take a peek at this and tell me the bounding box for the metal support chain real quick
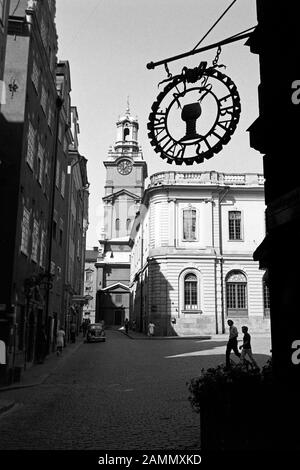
[212,45,222,67]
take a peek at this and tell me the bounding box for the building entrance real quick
[114,310,123,325]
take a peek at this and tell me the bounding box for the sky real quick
[55,0,262,249]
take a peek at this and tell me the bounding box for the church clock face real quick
[117,159,133,175]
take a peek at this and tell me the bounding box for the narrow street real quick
[0,331,271,451]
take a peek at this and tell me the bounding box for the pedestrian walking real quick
[70,322,76,343]
[147,321,155,337]
[56,327,65,356]
[239,326,260,370]
[225,319,241,368]
[81,319,89,337]
[0,340,6,365]
[124,318,129,334]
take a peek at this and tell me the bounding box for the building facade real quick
[63,105,89,342]
[0,1,88,384]
[130,171,270,336]
[0,0,59,380]
[83,247,100,324]
[95,105,147,326]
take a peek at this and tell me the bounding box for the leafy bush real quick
[187,359,273,414]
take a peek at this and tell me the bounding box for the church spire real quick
[126,95,130,115]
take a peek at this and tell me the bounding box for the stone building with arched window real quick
[129,170,270,336]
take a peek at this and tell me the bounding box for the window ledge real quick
[182,310,203,315]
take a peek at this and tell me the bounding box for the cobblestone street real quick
[0,331,271,451]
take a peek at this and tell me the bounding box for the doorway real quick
[114,310,123,325]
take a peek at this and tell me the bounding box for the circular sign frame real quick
[147,64,241,165]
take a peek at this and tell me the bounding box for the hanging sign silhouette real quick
[147,61,241,165]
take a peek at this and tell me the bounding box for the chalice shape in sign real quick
[180,102,202,142]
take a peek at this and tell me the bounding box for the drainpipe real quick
[140,222,144,332]
[211,198,218,335]
[218,186,230,334]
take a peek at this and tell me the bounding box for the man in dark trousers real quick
[239,326,260,370]
[226,319,241,368]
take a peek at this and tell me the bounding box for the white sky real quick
[55,0,262,248]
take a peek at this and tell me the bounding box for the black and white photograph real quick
[0,0,300,466]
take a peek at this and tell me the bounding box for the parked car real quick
[86,323,106,343]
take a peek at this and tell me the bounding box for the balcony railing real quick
[149,171,264,188]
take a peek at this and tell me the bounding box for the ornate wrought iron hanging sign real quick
[147,60,241,165]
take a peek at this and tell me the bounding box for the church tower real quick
[101,102,147,240]
[96,104,147,326]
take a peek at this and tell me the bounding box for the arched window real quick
[226,271,248,317]
[183,207,197,241]
[115,218,120,232]
[123,127,130,141]
[126,218,131,232]
[263,273,270,318]
[184,273,198,310]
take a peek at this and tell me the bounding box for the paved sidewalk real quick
[0,335,85,415]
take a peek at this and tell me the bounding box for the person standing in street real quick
[56,327,65,356]
[225,319,241,368]
[124,318,129,335]
[239,326,260,370]
[147,321,155,337]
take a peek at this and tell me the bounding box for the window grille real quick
[21,207,31,255]
[226,271,248,317]
[183,208,197,241]
[229,211,242,240]
[26,121,36,170]
[184,273,198,309]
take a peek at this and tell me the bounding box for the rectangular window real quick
[58,120,63,142]
[183,208,197,241]
[26,121,36,170]
[184,275,198,310]
[41,84,47,114]
[31,219,39,262]
[21,207,31,255]
[50,261,55,275]
[31,59,40,92]
[61,170,65,197]
[39,230,46,268]
[59,219,64,246]
[48,103,53,129]
[229,211,242,240]
[37,143,44,185]
[226,283,247,316]
[55,159,60,189]
[44,159,49,196]
[40,17,48,48]
[63,136,68,154]
[52,220,57,240]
